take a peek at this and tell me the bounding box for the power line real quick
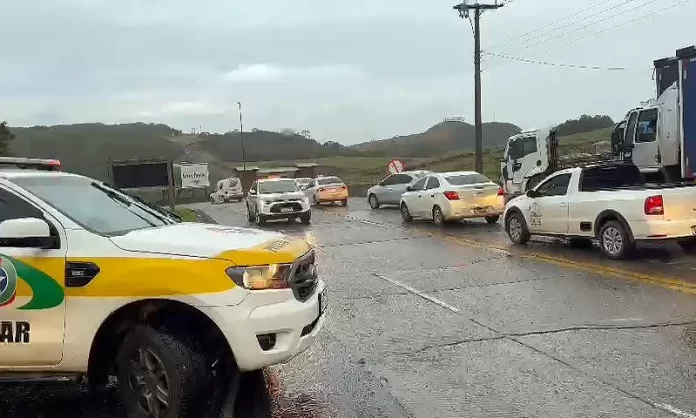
[482,51,652,71]
[495,0,645,52]
[489,0,616,49]
[483,0,693,72]
[508,0,661,52]
[533,0,694,55]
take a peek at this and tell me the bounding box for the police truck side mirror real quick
[0,217,56,249]
[248,189,257,196]
[406,186,414,192]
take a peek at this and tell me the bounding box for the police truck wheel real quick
[485,215,500,224]
[300,212,311,224]
[116,326,207,418]
[368,194,380,209]
[506,212,530,245]
[254,211,266,226]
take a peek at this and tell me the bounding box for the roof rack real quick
[0,157,62,171]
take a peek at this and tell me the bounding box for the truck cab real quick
[613,45,696,183]
[501,127,557,199]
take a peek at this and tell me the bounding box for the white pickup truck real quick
[503,162,696,259]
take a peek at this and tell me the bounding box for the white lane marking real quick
[655,403,696,418]
[375,274,461,313]
[611,318,643,322]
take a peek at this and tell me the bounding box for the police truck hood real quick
[109,223,312,264]
[259,191,306,200]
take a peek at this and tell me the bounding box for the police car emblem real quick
[0,257,18,307]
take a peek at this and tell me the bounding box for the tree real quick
[556,115,615,136]
[0,121,15,156]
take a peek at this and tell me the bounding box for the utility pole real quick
[237,101,246,171]
[453,0,503,174]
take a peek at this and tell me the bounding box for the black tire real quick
[506,212,530,245]
[254,210,266,226]
[340,199,348,207]
[598,220,634,260]
[116,326,207,418]
[525,174,545,192]
[400,203,413,223]
[485,215,500,224]
[566,237,593,248]
[300,211,311,224]
[368,194,380,209]
[432,206,445,226]
[678,239,696,253]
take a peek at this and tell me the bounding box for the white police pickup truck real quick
[0,158,325,418]
[504,162,696,259]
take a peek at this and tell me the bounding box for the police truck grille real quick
[270,202,303,213]
[288,250,318,302]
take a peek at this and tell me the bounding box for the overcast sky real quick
[0,0,692,144]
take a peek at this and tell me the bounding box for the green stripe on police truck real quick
[0,255,64,310]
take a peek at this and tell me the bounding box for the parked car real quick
[366,170,430,209]
[503,162,696,259]
[295,177,312,190]
[210,177,243,203]
[246,177,312,225]
[304,176,349,206]
[400,171,505,225]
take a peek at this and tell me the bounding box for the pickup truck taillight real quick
[318,187,325,192]
[497,187,505,196]
[443,191,460,200]
[644,195,664,215]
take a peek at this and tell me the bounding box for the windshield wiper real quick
[102,182,179,224]
[91,182,158,227]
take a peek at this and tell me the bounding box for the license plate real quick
[281,207,294,213]
[318,290,327,314]
[473,207,487,214]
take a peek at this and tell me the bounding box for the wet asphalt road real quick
[5,198,696,417]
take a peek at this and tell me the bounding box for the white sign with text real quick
[179,163,210,188]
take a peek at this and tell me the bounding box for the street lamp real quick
[237,101,246,171]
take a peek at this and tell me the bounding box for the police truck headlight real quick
[226,264,292,290]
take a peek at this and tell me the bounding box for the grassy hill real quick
[5,122,611,188]
[350,120,522,157]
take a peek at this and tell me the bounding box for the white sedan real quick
[399,171,505,225]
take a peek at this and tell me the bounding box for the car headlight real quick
[226,264,292,290]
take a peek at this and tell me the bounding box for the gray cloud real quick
[0,0,692,144]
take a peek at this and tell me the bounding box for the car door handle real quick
[417,194,422,198]
[559,203,567,207]
[388,188,393,191]
[430,195,434,198]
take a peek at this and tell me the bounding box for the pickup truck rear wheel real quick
[677,239,696,253]
[116,326,207,418]
[485,215,500,224]
[506,212,530,245]
[299,211,311,224]
[368,194,380,209]
[598,221,634,260]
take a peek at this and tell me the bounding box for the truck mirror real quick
[526,190,540,198]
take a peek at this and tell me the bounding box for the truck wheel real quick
[340,199,348,207]
[485,215,500,224]
[300,211,312,224]
[525,174,545,192]
[116,326,207,418]
[598,220,634,260]
[254,210,266,226]
[400,203,413,223]
[506,212,530,245]
[368,194,380,209]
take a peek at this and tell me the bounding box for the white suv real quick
[246,178,312,225]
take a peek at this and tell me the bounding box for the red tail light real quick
[341,185,347,190]
[644,195,664,215]
[443,191,459,200]
[318,187,325,192]
[497,187,505,196]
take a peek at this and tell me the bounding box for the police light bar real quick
[0,157,62,171]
